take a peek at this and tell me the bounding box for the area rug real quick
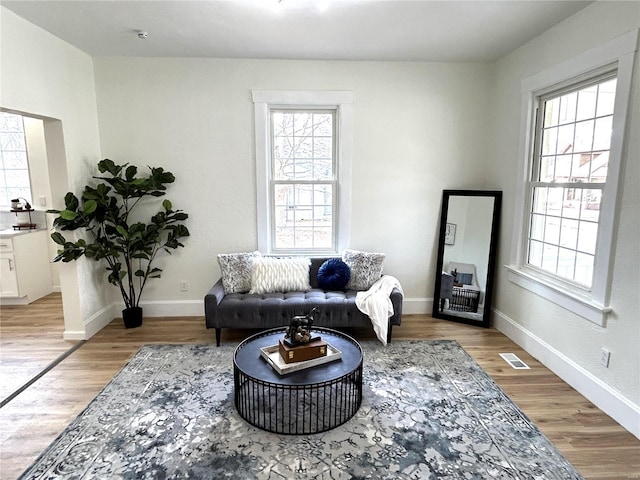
[19,341,583,479]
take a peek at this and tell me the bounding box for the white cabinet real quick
[0,254,19,296]
[0,230,52,304]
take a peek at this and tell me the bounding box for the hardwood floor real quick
[1,293,638,479]
[0,294,78,403]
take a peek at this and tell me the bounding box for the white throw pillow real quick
[217,251,262,294]
[250,257,311,294]
[342,249,385,290]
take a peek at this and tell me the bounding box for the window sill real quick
[505,265,611,327]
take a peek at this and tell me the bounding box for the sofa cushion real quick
[250,256,311,294]
[343,249,385,290]
[217,251,261,294]
[217,289,369,329]
[317,258,351,291]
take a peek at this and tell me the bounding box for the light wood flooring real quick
[1,293,638,479]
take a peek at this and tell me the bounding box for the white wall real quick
[23,117,60,289]
[488,1,640,437]
[0,7,110,338]
[92,58,493,313]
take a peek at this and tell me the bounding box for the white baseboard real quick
[71,300,204,340]
[62,330,87,341]
[493,308,640,440]
[0,296,29,305]
[138,300,204,317]
[65,303,116,340]
[402,297,431,315]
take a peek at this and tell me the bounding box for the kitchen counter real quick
[0,228,46,238]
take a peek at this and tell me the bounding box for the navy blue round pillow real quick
[317,259,351,291]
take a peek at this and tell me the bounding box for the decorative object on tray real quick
[283,307,319,347]
[278,338,328,364]
[261,343,342,374]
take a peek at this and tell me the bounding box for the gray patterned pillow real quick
[342,249,385,290]
[217,251,261,294]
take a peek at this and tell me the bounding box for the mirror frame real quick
[432,189,502,328]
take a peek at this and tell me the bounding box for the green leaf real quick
[98,159,122,177]
[64,192,79,211]
[83,199,97,215]
[134,269,145,277]
[115,225,128,237]
[125,165,138,181]
[60,210,78,220]
[162,199,172,211]
[175,212,189,221]
[51,232,66,245]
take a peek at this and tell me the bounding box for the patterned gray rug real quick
[20,341,583,479]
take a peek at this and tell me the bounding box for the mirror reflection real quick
[433,190,501,327]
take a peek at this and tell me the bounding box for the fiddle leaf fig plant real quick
[48,158,190,310]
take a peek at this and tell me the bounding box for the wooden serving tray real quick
[260,343,342,375]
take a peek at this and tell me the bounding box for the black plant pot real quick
[122,307,143,329]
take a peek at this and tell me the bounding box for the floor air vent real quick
[499,353,530,369]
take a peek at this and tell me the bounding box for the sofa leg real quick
[215,328,221,347]
[386,325,393,344]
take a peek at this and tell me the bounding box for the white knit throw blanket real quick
[355,275,403,345]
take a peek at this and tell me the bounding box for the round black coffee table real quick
[233,327,363,435]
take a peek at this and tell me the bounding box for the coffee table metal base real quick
[233,328,363,435]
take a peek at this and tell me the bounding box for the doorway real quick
[0,109,82,406]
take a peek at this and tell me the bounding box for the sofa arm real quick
[204,278,225,329]
[389,287,403,326]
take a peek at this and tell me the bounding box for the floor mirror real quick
[432,190,502,327]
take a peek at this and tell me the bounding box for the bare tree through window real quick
[271,110,335,251]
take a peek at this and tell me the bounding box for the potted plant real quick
[48,158,190,328]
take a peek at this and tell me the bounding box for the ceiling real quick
[2,0,593,62]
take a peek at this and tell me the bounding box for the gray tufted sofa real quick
[205,257,403,346]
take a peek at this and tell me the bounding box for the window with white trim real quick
[253,90,353,255]
[527,72,616,288]
[0,112,32,206]
[508,30,637,326]
[271,109,336,251]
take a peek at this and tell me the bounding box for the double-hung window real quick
[527,72,616,288]
[253,91,353,255]
[270,109,336,251]
[508,30,637,326]
[0,112,32,207]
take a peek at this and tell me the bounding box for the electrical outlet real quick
[600,347,611,368]
[180,281,188,292]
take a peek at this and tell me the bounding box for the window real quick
[271,109,336,251]
[0,112,32,206]
[508,30,637,326]
[527,73,616,288]
[253,90,353,255]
